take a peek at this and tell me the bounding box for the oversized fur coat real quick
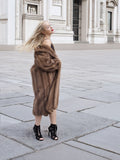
[30,44,61,116]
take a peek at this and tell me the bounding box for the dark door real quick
[108,11,112,31]
[73,0,81,41]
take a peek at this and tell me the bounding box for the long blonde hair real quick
[23,21,47,50]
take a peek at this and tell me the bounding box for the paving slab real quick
[59,96,106,113]
[99,84,120,94]
[113,122,120,128]
[12,143,108,160]
[78,89,120,103]
[0,92,27,100]
[82,102,120,121]
[0,104,34,121]
[60,79,102,90]
[0,114,21,127]
[0,96,34,107]
[0,112,116,151]
[22,102,33,108]
[91,74,120,84]
[60,87,87,98]
[0,134,33,160]
[65,141,120,160]
[59,92,72,101]
[78,126,120,155]
[0,81,22,93]
[12,85,34,96]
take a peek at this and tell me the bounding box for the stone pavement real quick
[0,47,120,160]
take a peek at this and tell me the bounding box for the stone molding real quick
[106,0,118,8]
[22,14,43,20]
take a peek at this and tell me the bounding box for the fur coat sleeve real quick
[30,44,61,116]
[35,52,61,72]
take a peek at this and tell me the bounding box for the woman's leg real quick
[35,115,42,126]
[49,110,56,124]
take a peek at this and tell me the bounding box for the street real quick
[0,48,120,160]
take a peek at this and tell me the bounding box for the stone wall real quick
[1,0,120,44]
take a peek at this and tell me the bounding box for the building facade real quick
[0,0,120,45]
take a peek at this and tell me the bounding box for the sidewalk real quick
[0,43,120,51]
[0,48,120,160]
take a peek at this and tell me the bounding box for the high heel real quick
[33,124,44,141]
[48,124,58,140]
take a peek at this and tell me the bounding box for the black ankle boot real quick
[48,124,58,140]
[33,124,44,141]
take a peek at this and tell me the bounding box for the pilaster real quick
[66,0,73,31]
[15,0,23,44]
[88,0,92,34]
[115,0,120,42]
[81,0,88,42]
[43,0,47,20]
[8,0,16,44]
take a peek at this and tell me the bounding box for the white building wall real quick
[8,0,16,44]
[46,0,73,43]
[0,0,8,44]
[1,0,120,45]
[88,0,107,44]
[23,0,73,44]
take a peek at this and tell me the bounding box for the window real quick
[73,0,80,41]
[27,4,38,14]
[108,11,112,31]
[52,0,62,6]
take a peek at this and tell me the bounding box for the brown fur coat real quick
[30,44,61,116]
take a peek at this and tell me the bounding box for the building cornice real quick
[22,14,43,20]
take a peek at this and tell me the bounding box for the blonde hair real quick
[21,21,47,51]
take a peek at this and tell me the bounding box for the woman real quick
[24,21,61,141]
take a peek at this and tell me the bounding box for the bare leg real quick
[35,115,42,126]
[49,110,56,124]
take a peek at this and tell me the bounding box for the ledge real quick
[22,14,43,20]
[0,43,120,51]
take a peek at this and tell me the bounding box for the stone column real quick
[115,0,120,42]
[88,0,107,43]
[88,0,97,33]
[117,1,120,33]
[92,0,97,31]
[40,0,43,16]
[88,0,92,34]
[102,1,107,33]
[23,0,27,14]
[8,0,16,44]
[81,0,88,42]
[70,0,73,31]
[15,0,23,44]
[43,0,47,20]
[0,0,8,44]
[66,0,73,30]
[96,0,101,30]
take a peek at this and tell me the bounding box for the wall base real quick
[88,33,107,44]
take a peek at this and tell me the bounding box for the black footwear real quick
[33,124,44,141]
[48,124,58,140]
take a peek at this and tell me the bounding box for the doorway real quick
[73,0,81,41]
[108,11,112,32]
